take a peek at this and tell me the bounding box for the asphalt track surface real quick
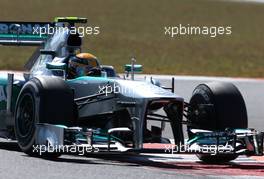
[0,74,264,179]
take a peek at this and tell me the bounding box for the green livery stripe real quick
[0,33,47,40]
[67,76,113,83]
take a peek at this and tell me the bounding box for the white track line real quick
[1,71,263,83]
[135,74,264,83]
[228,0,264,3]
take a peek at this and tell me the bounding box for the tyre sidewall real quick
[15,79,42,153]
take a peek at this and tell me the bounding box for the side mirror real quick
[124,57,142,80]
[46,62,67,80]
[124,64,142,73]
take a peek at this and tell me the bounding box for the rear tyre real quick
[15,77,75,157]
[188,82,248,163]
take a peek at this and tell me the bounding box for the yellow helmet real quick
[68,53,101,78]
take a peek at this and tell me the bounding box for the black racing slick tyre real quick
[14,77,75,157]
[188,82,248,163]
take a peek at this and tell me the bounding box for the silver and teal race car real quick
[0,17,263,163]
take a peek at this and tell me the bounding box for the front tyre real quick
[15,84,36,153]
[15,77,75,157]
[188,82,248,163]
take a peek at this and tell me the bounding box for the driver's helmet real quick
[68,53,101,78]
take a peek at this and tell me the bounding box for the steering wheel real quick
[87,67,102,76]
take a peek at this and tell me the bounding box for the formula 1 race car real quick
[0,17,263,163]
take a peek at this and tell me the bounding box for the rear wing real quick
[0,17,88,46]
[0,22,53,46]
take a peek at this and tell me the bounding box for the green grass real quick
[0,0,264,77]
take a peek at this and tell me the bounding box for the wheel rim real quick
[189,94,214,129]
[16,93,35,138]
